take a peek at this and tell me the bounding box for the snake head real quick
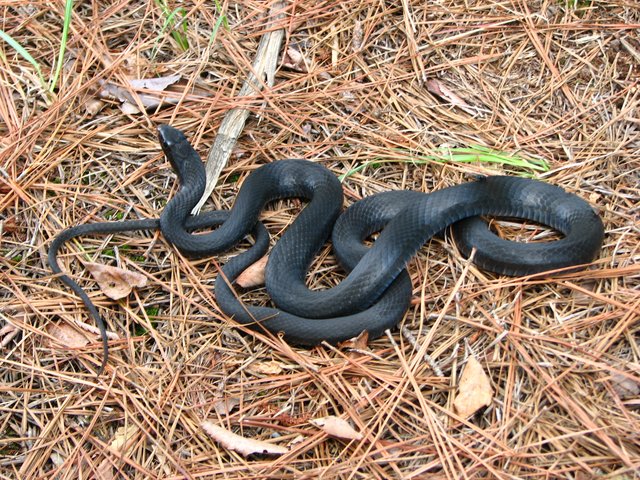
[157,125,203,183]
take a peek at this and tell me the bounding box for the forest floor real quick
[0,1,639,478]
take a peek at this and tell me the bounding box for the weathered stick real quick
[191,1,287,214]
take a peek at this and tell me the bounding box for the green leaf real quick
[49,0,74,93]
[0,29,47,92]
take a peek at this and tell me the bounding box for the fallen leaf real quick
[1,217,18,233]
[108,424,139,451]
[610,373,640,399]
[453,356,494,418]
[84,98,105,117]
[84,262,147,300]
[235,255,268,288]
[281,47,307,72]
[201,421,288,457]
[309,416,363,440]
[248,360,284,376]
[128,74,182,91]
[351,20,364,53]
[337,330,369,350]
[213,397,241,416]
[73,319,120,340]
[98,74,183,113]
[97,424,140,480]
[120,101,141,115]
[0,323,20,347]
[287,434,306,447]
[425,78,476,115]
[46,322,90,348]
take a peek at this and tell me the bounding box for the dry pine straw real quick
[0,1,639,479]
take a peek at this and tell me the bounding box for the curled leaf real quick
[281,47,307,72]
[84,262,147,300]
[0,323,20,347]
[109,424,139,451]
[201,421,288,457]
[97,425,140,480]
[310,416,363,440]
[453,356,494,418]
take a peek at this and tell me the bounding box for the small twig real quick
[401,326,444,377]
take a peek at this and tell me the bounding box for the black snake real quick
[48,125,604,373]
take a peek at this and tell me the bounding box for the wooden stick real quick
[191,1,287,214]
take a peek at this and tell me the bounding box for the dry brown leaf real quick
[128,75,182,91]
[337,330,369,350]
[0,217,18,233]
[72,319,120,340]
[453,356,494,418]
[248,360,284,376]
[213,397,241,416]
[46,322,90,348]
[84,98,105,117]
[84,262,147,300]
[425,78,476,115]
[99,74,182,113]
[351,20,364,52]
[201,421,288,457]
[235,255,268,288]
[96,424,140,480]
[287,435,306,448]
[0,323,20,347]
[610,373,640,399]
[281,47,308,72]
[310,416,363,440]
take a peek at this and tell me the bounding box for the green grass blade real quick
[0,28,47,91]
[339,146,550,181]
[49,0,73,93]
[155,1,189,51]
[213,0,229,30]
[209,0,229,45]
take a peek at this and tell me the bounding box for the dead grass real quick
[1,1,639,478]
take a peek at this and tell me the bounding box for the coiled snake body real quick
[49,126,604,373]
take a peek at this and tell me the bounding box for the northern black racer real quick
[48,125,604,374]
